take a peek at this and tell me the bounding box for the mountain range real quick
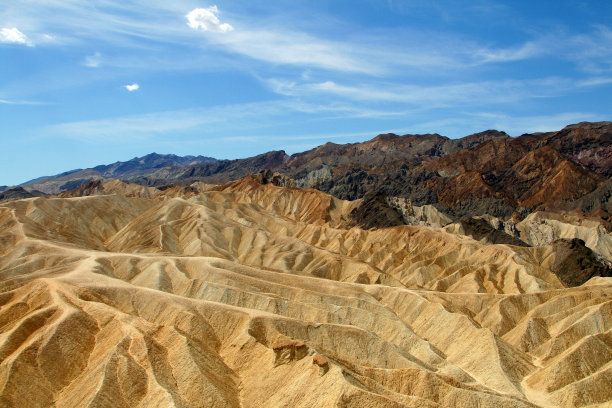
[13,122,612,223]
[18,153,217,194]
[1,121,612,407]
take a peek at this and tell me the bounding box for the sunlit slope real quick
[0,178,610,407]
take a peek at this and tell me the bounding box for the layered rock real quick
[0,179,610,407]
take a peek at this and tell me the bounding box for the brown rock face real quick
[312,354,330,375]
[421,140,604,212]
[272,339,309,366]
[0,186,46,202]
[349,192,405,229]
[543,121,612,177]
[549,238,612,287]
[283,122,609,223]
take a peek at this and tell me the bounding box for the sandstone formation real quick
[1,178,611,407]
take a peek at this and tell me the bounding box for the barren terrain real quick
[0,177,610,407]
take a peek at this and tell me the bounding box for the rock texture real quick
[314,122,611,220]
[0,178,611,407]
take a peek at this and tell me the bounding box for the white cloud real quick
[125,83,140,91]
[266,76,590,108]
[39,100,394,143]
[186,6,233,33]
[0,27,31,46]
[216,29,382,74]
[577,77,612,87]
[83,52,102,67]
[475,41,542,63]
[2,0,608,77]
[566,25,612,72]
[0,98,46,105]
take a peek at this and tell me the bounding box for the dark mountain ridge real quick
[130,150,291,187]
[93,152,217,178]
[0,186,47,202]
[15,121,612,226]
[325,122,611,223]
[20,152,217,194]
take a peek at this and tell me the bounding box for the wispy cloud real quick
[39,100,406,143]
[44,109,206,143]
[0,0,195,49]
[475,41,543,63]
[125,83,140,92]
[186,6,233,33]
[566,25,612,73]
[44,84,603,146]
[199,22,612,76]
[268,77,566,106]
[2,0,611,77]
[0,27,32,46]
[83,52,102,68]
[266,74,612,109]
[0,98,46,105]
[577,77,612,87]
[214,30,383,74]
[41,101,292,142]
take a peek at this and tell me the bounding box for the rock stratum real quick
[1,177,611,407]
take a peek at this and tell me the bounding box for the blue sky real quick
[1,0,611,186]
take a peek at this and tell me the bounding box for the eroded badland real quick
[1,173,611,407]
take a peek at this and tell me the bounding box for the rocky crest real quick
[15,121,612,230]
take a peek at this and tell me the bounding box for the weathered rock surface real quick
[517,211,612,259]
[0,178,611,407]
[547,238,612,286]
[443,216,529,247]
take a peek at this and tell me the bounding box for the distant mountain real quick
[0,186,47,202]
[15,122,612,225]
[313,122,611,221]
[131,150,291,186]
[20,153,217,194]
[542,121,612,177]
[18,131,512,194]
[92,153,218,178]
[130,130,509,190]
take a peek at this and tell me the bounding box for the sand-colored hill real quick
[0,179,611,407]
[517,211,612,259]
